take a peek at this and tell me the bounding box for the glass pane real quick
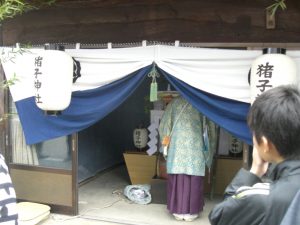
[9,98,72,170]
[35,136,72,170]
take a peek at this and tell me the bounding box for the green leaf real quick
[0,0,55,22]
[266,0,286,16]
[279,1,287,10]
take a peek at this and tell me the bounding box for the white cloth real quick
[2,45,300,104]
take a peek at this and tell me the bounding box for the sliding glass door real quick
[7,98,78,215]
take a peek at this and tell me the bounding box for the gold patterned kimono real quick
[159,96,217,176]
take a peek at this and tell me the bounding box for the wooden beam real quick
[2,0,300,45]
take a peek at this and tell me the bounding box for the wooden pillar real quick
[0,65,6,158]
[0,25,9,164]
[243,143,250,169]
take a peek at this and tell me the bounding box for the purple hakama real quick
[167,174,204,214]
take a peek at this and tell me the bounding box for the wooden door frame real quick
[71,133,78,215]
[3,89,78,215]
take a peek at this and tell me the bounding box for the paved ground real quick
[40,165,222,225]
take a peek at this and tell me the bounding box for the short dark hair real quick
[247,85,300,159]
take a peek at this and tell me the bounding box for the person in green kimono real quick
[159,95,217,222]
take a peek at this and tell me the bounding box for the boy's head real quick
[247,85,300,160]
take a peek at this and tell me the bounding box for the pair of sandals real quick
[173,213,199,222]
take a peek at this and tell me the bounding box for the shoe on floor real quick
[183,214,199,222]
[173,213,184,221]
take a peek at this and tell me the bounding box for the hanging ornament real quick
[250,48,297,104]
[148,64,160,102]
[228,135,243,156]
[133,124,148,150]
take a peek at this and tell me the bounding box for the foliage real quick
[0,45,31,121]
[1,45,31,63]
[267,0,287,16]
[1,73,18,88]
[0,0,56,22]
[144,95,152,115]
[0,74,18,122]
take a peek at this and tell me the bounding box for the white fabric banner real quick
[2,45,300,103]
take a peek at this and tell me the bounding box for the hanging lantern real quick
[228,135,243,157]
[34,50,74,114]
[133,125,148,150]
[250,48,297,104]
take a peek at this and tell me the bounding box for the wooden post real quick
[243,143,250,169]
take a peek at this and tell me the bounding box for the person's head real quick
[247,85,300,162]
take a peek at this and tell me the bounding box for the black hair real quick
[247,85,300,159]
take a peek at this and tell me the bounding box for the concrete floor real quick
[40,165,222,225]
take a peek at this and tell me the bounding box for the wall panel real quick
[1,0,300,45]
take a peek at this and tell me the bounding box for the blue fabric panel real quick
[157,67,252,145]
[16,66,151,145]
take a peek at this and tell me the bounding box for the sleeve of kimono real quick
[208,119,217,153]
[203,118,217,168]
[158,101,173,143]
[0,154,18,224]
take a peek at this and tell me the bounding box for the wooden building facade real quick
[1,0,300,46]
[1,0,300,215]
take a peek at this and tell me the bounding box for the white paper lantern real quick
[133,127,148,149]
[228,135,243,155]
[250,48,297,104]
[34,50,73,113]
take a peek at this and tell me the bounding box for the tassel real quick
[148,64,160,102]
[150,81,158,102]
